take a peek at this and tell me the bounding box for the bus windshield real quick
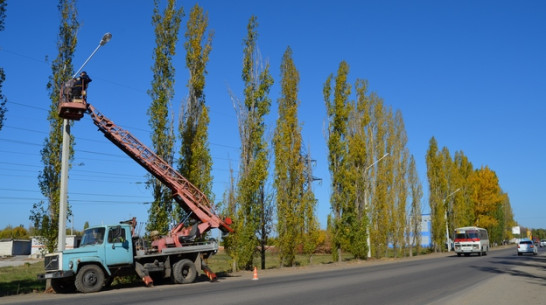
[455,230,479,240]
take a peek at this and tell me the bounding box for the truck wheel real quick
[75,264,105,293]
[51,278,76,293]
[172,259,197,284]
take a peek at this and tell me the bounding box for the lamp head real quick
[100,32,112,46]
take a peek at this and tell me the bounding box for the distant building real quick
[420,214,432,248]
[405,213,432,248]
[387,213,432,249]
[0,239,31,256]
[31,235,81,257]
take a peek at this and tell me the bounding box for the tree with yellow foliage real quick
[468,166,505,230]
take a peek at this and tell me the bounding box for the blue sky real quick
[0,1,545,234]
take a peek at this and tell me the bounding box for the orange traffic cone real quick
[252,266,259,280]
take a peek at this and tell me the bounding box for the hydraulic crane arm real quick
[85,104,233,235]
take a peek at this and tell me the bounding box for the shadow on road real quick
[470,252,546,287]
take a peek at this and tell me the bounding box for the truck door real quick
[104,226,133,266]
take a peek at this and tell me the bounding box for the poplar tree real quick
[147,0,183,233]
[222,166,238,272]
[383,108,397,256]
[390,110,409,257]
[227,16,273,270]
[440,147,457,239]
[426,137,448,252]
[451,151,473,228]
[29,0,78,252]
[500,193,515,243]
[324,61,351,262]
[428,141,478,252]
[0,0,6,131]
[346,79,371,259]
[369,95,389,257]
[178,4,213,212]
[407,155,422,256]
[489,190,508,243]
[273,47,305,266]
[301,147,320,262]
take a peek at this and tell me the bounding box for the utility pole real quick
[58,33,111,251]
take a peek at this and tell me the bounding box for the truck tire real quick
[51,278,76,293]
[172,259,197,284]
[75,264,105,293]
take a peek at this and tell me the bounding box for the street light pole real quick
[444,188,460,252]
[365,153,389,258]
[57,33,112,252]
[73,33,112,78]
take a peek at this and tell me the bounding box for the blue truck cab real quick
[40,223,135,293]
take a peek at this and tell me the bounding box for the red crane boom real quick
[59,88,232,252]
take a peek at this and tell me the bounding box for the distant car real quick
[541,240,546,247]
[517,240,538,256]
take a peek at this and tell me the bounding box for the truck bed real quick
[135,240,218,259]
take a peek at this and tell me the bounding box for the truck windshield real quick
[81,227,105,246]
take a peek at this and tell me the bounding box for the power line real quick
[0,138,42,147]
[0,48,48,64]
[0,187,149,199]
[3,124,48,134]
[6,100,49,112]
[0,197,150,205]
[0,149,40,156]
[0,162,41,168]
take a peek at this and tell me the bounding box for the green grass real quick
[0,262,45,297]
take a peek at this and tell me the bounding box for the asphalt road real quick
[2,246,544,305]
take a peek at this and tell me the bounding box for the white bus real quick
[453,226,489,256]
